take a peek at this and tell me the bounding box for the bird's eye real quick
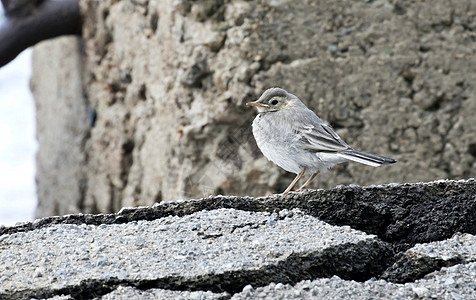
[271,99,278,105]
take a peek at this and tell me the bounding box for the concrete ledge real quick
[0,179,475,299]
[2,179,475,251]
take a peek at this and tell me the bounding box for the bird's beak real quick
[246,101,269,108]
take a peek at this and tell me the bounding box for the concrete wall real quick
[31,0,476,216]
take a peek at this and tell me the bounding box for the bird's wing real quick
[296,118,350,153]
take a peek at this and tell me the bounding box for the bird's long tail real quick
[337,150,396,167]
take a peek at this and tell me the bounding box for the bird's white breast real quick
[252,113,306,174]
[252,112,345,174]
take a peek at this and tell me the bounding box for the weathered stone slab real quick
[0,209,391,299]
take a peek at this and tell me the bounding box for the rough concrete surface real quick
[232,263,476,300]
[382,232,476,283]
[1,179,475,299]
[0,209,391,299]
[30,0,476,217]
[2,179,475,251]
[99,286,228,300]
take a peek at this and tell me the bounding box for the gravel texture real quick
[382,233,476,283]
[232,262,476,300]
[409,233,476,261]
[99,286,228,300]
[0,208,391,299]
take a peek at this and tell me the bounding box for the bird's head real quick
[246,87,302,113]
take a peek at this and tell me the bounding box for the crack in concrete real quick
[382,255,463,284]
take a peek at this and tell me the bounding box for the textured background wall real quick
[31,37,90,218]
[31,0,476,216]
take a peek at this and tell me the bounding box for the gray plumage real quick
[247,87,396,194]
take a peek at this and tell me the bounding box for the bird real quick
[247,87,396,195]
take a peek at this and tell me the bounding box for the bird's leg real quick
[296,172,319,192]
[282,169,305,195]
